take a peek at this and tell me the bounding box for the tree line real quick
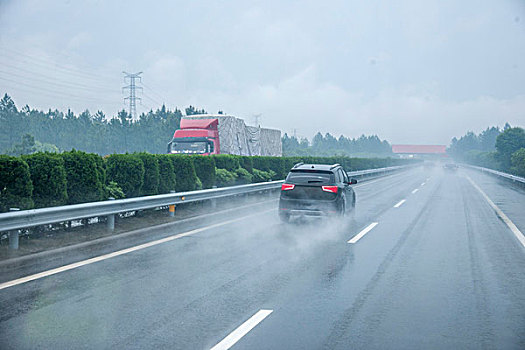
[448,124,525,176]
[0,94,197,155]
[1,93,395,157]
[282,132,393,157]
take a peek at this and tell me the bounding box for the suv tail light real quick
[281,183,295,191]
[322,185,338,193]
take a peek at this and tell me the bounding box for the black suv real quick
[279,163,357,222]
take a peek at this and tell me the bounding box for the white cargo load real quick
[183,115,282,156]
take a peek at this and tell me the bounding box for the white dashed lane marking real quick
[210,309,273,350]
[348,222,379,244]
[394,199,406,208]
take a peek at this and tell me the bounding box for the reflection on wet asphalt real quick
[0,167,524,349]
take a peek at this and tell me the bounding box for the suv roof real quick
[292,163,341,171]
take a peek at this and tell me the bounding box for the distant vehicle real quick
[278,163,357,222]
[167,114,282,156]
[443,163,459,171]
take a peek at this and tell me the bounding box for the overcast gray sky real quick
[1,0,524,144]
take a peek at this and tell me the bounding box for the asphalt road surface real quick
[1,166,524,349]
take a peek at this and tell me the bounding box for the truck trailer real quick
[167,114,282,156]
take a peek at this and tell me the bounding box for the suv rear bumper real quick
[279,199,340,217]
[281,209,334,217]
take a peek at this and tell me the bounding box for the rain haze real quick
[1,2,525,349]
[1,0,524,144]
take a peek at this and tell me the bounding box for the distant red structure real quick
[392,145,447,158]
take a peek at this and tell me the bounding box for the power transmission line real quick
[0,47,110,82]
[142,92,162,107]
[141,82,169,105]
[1,46,175,115]
[122,71,143,121]
[0,61,117,93]
[0,68,119,96]
[0,76,120,105]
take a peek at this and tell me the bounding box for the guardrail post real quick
[211,186,217,209]
[107,197,115,232]
[8,231,19,250]
[8,208,20,250]
[169,191,176,217]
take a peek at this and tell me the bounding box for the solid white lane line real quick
[466,175,525,248]
[348,222,378,244]
[210,309,273,350]
[0,210,274,291]
[412,188,419,194]
[394,199,406,208]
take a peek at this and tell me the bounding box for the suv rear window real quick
[286,170,333,184]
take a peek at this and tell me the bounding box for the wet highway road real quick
[1,167,524,349]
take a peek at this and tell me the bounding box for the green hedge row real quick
[22,153,67,208]
[211,154,412,182]
[0,153,417,212]
[0,152,196,212]
[0,155,33,212]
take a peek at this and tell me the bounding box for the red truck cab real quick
[167,118,220,155]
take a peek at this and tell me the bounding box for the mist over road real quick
[0,167,524,349]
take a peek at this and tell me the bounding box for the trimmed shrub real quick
[136,152,160,196]
[0,155,33,212]
[238,156,253,173]
[23,153,67,208]
[105,181,125,199]
[252,156,286,179]
[252,156,270,174]
[235,167,253,184]
[170,155,199,192]
[339,157,355,171]
[61,150,104,204]
[156,155,176,194]
[213,154,239,171]
[106,154,144,198]
[252,168,275,183]
[193,156,216,189]
[89,153,106,193]
[283,156,303,173]
[195,177,203,190]
[215,168,237,187]
[268,157,286,179]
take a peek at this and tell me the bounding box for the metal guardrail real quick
[0,181,283,233]
[347,165,409,177]
[0,164,414,249]
[461,164,525,184]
